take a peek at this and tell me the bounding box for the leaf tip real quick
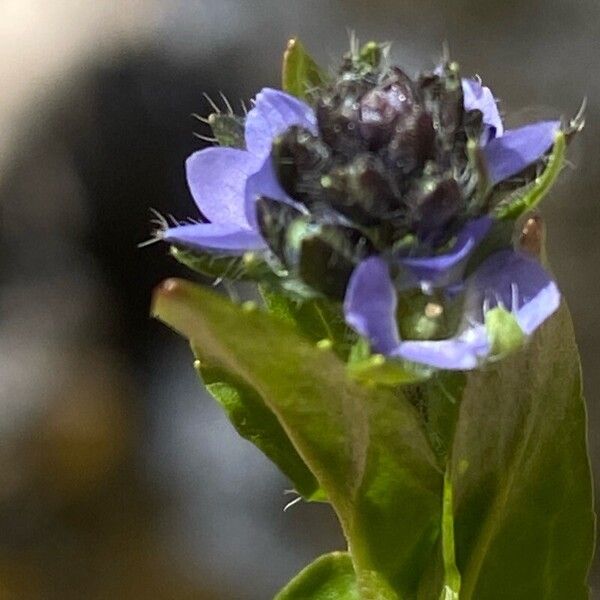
[286,36,299,53]
[151,278,199,332]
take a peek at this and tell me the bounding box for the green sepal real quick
[208,112,245,148]
[170,245,271,281]
[494,130,566,220]
[197,363,323,501]
[274,552,360,600]
[484,306,525,359]
[282,38,328,100]
[358,41,385,69]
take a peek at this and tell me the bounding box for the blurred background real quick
[0,1,598,598]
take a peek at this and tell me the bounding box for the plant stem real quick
[440,465,461,600]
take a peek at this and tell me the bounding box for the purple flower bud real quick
[358,67,416,147]
[407,176,463,240]
[320,154,398,225]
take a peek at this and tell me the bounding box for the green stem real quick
[440,466,461,600]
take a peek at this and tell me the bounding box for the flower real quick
[344,249,560,370]
[162,89,317,253]
[162,45,572,370]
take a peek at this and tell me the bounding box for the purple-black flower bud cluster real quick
[256,53,489,297]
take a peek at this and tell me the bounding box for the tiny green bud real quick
[316,338,333,350]
[485,306,525,358]
[241,301,257,313]
[359,41,383,68]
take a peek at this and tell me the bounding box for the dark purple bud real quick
[385,109,436,176]
[320,154,398,225]
[255,196,304,267]
[463,109,484,140]
[359,67,416,147]
[408,176,464,239]
[271,126,331,202]
[316,80,370,156]
[257,194,373,298]
[298,224,373,299]
[418,62,464,167]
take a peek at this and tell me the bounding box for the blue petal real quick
[163,222,266,254]
[393,327,489,370]
[186,147,261,228]
[344,255,490,369]
[244,155,306,230]
[245,88,317,158]
[344,256,400,355]
[464,249,560,335]
[462,78,504,142]
[483,121,560,185]
[396,251,559,369]
[400,217,492,289]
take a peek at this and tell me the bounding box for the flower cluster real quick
[161,43,578,370]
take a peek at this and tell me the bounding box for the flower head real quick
[160,40,580,371]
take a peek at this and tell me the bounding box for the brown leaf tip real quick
[519,214,545,257]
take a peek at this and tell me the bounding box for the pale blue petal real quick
[393,326,489,370]
[400,217,492,289]
[245,88,317,158]
[464,249,560,335]
[244,155,306,230]
[483,121,560,184]
[343,256,400,355]
[186,147,261,227]
[163,222,266,254]
[462,78,504,141]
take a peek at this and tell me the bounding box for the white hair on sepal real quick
[218,91,234,115]
[283,489,303,512]
[191,112,211,125]
[192,132,218,143]
[202,92,221,114]
[138,208,174,247]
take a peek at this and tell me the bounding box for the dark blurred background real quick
[0,1,598,598]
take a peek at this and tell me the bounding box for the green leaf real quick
[348,353,430,387]
[450,303,594,599]
[152,278,443,597]
[274,552,360,600]
[260,285,355,358]
[275,552,398,600]
[494,130,566,220]
[282,38,328,100]
[198,364,322,500]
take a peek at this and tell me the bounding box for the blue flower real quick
[344,248,560,370]
[344,79,562,369]
[163,89,316,253]
[162,52,569,370]
[462,77,560,183]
